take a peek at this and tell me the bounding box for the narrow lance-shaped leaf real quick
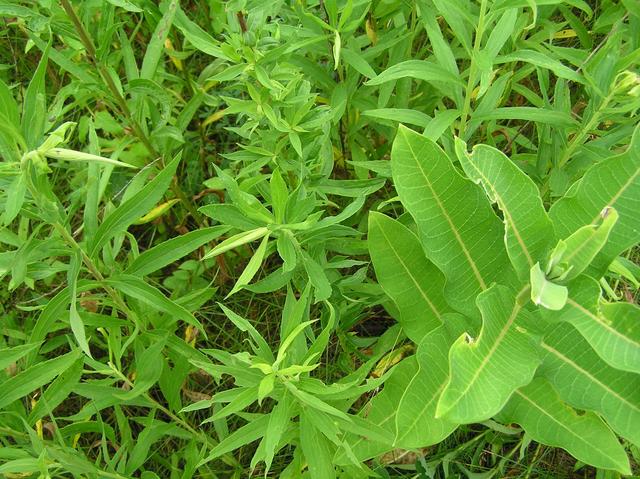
[539,323,640,447]
[368,212,450,342]
[457,142,555,279]
[125,225,230,276]
[497,378,631,475]
[549,126,640,277]
[89,155,181,257]
[391,125,514,316]
[437,285,539,423]
[226,233,270,298]
[544,276,640,374]
[0,349,82,410]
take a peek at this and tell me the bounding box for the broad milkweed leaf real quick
[549,127,640,277]
[104,274,203,333]
[458,142,555,279]
[437,285,539,423]
[226,233,270,298]
[540,322,640,447]
[560,207,619,281]
[368,212,449,342]
[546,276,640,374]
[198,415,270,467]
[365,60,463,87]
[0,342,41,370]
[140,0,178,80]
[350,315,468,462]
[89,155,181,257]
[300,410,336,479]
[0,349,82,409]
[497,378,631,475]
[391,125,513,316]
[530,262,568,310]
[126,226,230,276]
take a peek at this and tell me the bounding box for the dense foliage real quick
[1,0,639,478]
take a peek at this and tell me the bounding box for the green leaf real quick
[540,323,640,447]
[530,262,568,311]
[351,317,467,461]
[362,109,431,128]
[0,349,82,409]
[198,415,270,467]
[218,303,274,362]
[259,392,293,474]
[140,0,178,80]
[560,207,619,280]
[89,155,181,257]
[202,227,269,260]
[549,128,640,276]
[368,212,449,342]
[496,50,585,84]
[437,285,539,423]
[22,42,49,149]
[0,342,41,370]
[497,378,631,475]
[391,125,513,315]
[28,356,84,424]
[472,107,578,128]
[458,142,555,279]
[365,60,464,87]
[68,250,92,357]
[104,274,203,332]
[125,226,230,276]
[300,410,337,479]
[173,6,229,59]
[117,335,167,400]
[226,233,270,298]
[549,276,640,374]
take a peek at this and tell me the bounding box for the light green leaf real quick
[540,323,640,446]
[104,274,202,332]
[368,212,449,342]
[458,142,555,279]
[497,378,631,475]
[549,128,640,277]
[472,107,578,128]
[365,60,464,87]
[198,415,270,467]
[561,207,619,280]
[218,303,274,362]
[140,0,178,80]
[89,155,181,257]
[300,410,337,479]
[126,226,230,276]
[202,227,269,260]
[547,276,640,374]
[362,109,431,128]
[117,335,167,400]
[437,285,539,423]
[496,50,585,84]
[0,342,41,370]
[391,125,513,315]
[0,349,82,410]
[68,250,92,357]
[530,262,568,310]
[22,42,49,149]
[226,233,270,298]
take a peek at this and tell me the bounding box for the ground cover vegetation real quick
[0,0,639,477]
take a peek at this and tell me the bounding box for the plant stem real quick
[458,0,489,140]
